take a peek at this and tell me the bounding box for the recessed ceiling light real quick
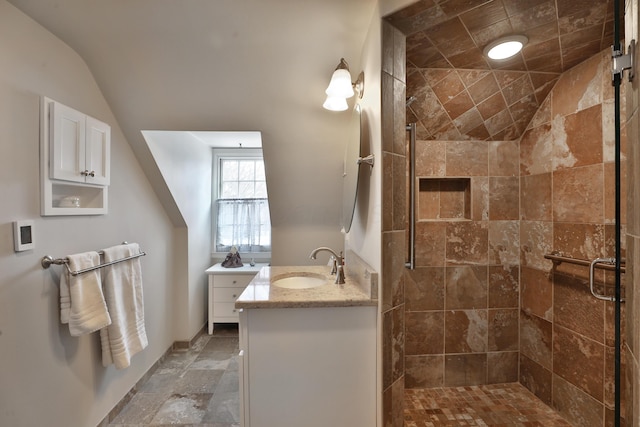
[484,35,528,60]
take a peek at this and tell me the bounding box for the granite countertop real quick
[235,265,377,309]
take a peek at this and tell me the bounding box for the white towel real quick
[99,243,148,369]
[59,251,112,336]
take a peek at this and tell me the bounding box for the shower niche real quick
[418,177,471,221]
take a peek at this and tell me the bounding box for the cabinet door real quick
[85,116,110,185]
[49,101,86,183]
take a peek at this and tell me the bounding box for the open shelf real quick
[418,177,471,221]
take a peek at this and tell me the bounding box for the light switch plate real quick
[13,220,35,252]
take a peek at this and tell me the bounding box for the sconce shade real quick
[325,59,355,98]
[323,94,349,111]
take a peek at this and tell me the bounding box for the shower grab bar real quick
[405,122,416,270]
[41,243,146,276]
[543,252,626,273]
[544,253,625,302]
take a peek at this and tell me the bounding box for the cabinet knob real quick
[81,170,96,177]
[232,280,237,284]
[88,170,95,177]
[233,294,237,298]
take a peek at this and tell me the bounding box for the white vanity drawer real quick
[214,274,255,288]
[213,302,240,319]
[214,287,243,302]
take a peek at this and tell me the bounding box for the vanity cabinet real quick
[238,306,377,427]
[40,97,110,215]
[205,263,265,334]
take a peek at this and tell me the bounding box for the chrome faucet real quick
[309,247,345,284]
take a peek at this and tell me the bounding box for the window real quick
[213,149,271,257]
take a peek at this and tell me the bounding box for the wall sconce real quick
[483,35,528,60]
[323,58,365,111]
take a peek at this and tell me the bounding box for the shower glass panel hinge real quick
[612,39,635,82]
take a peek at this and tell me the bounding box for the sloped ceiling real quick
[6,0,376,229]
[385,0,620,141]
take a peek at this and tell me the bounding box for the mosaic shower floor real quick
[405,383,573,426]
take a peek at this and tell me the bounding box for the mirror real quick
[342,104,362,233]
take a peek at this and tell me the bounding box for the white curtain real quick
[216,198,271,252]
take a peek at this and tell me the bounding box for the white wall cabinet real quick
[50,101,110,185]
[40,97,110,215]
[238,306,377,427]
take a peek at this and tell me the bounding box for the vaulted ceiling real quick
[385,0,621,141]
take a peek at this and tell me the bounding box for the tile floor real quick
[405,383,573,426]
[108,324,240,427]
[109,325,572,427]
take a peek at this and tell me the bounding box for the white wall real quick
[0,2,178,426]
[143,131,212,340]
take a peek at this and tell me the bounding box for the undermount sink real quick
[271,273,327,289]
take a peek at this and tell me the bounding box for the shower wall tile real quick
[488,309,519,352]
[393,154,407,230]
[520,220,553,271]
[487,351,518,384]
[415,221,446,267]
[382,151,393,232]
[394,77,407,156]
[445,266,487,309]
[551,52,602,117]
[521,173,552,221]
[382,306,405,390]
[555,104,603,170]
[405,267,445,312]
[405,355,444,389]
[521,266,552,321]
[488,220,519,268]
[471,177,489,220]
[553,325,605,401]
[489,177,519,220]
[605,294,626,348]
[444,309,488,353]
[415,140,446,176]
[488,265,519,308]
[445,140,488,176]
[520,354,553,405]
[605,160,628,224]
[488,140,519,177]
[406,311,444,355]
[382,376,405,427]
[520,123,553,175]
[382,72,395,154]
[552,164,604,223]
[520,310,553,369]
[382,231,406,312]
[604,345,626,411]
[553,272,605,344]
[444,353,487,386]
[552,374,604,427]
[446,221,489,265]
[553,222,606,263]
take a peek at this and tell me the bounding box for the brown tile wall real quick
[381,20,407,427]
[519,48,628,426]
[404,134,520,389]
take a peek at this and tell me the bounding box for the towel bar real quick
[41,244,146,276]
